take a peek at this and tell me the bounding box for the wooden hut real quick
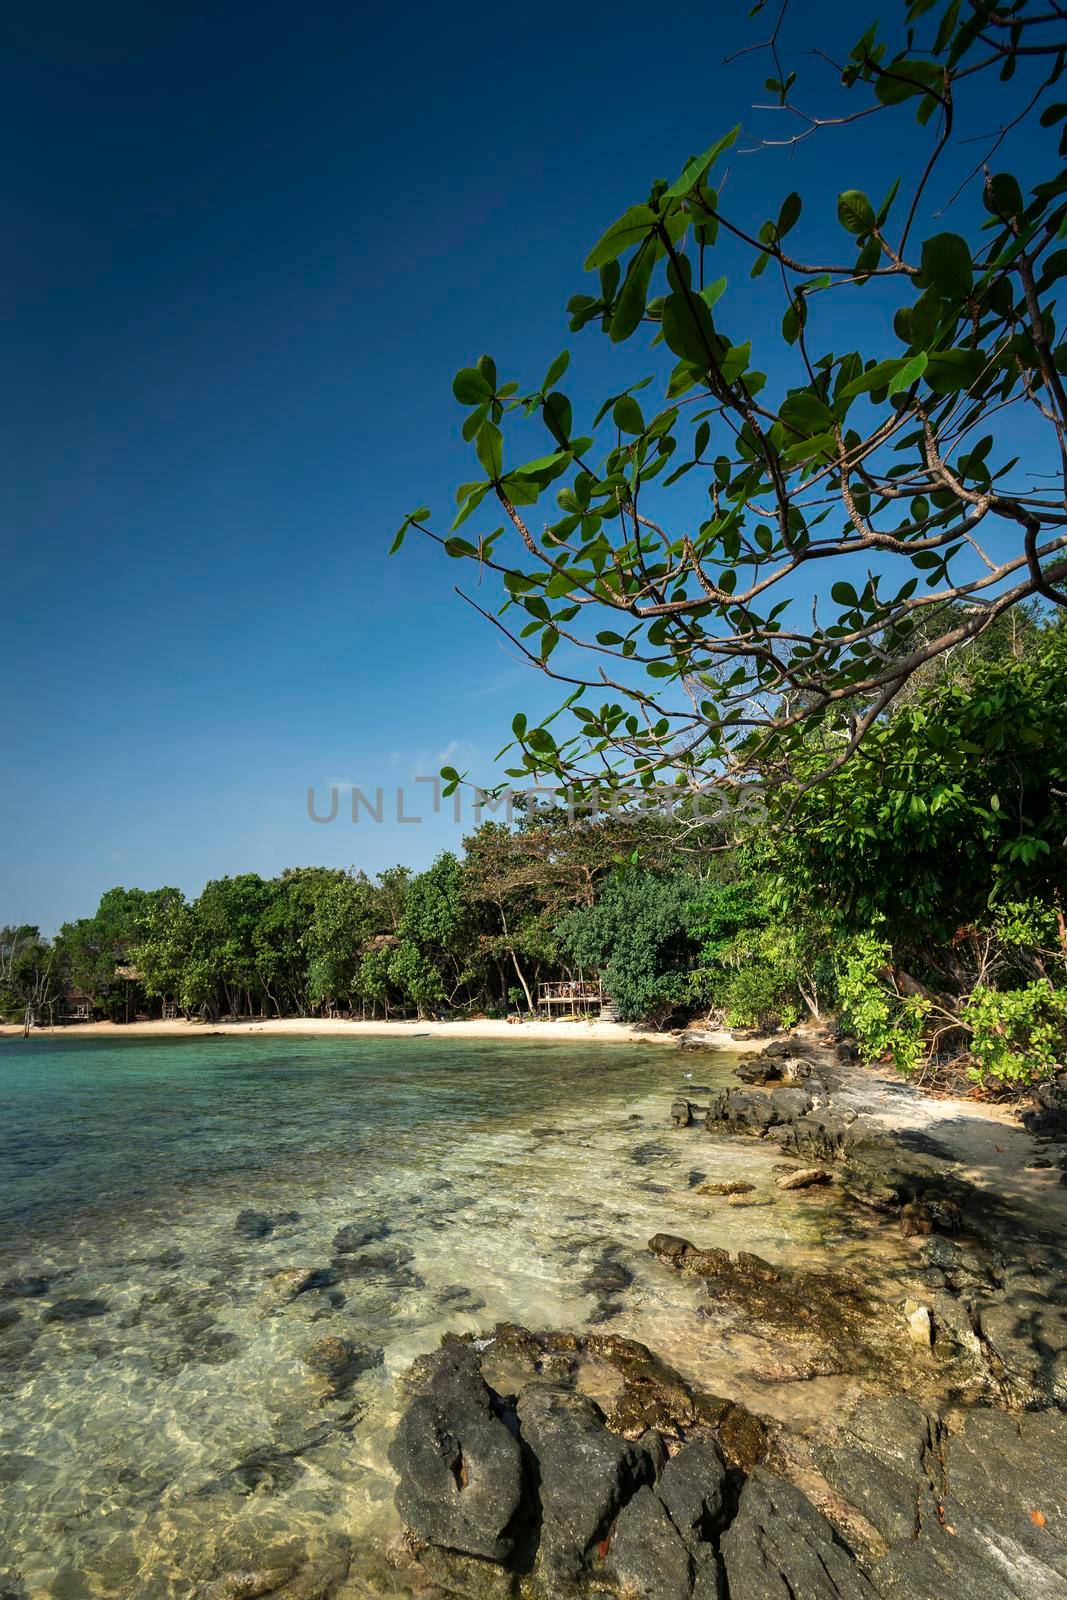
[60,988,93,1023]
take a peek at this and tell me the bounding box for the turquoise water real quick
[0,1034,867,1598]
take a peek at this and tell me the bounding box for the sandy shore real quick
[0,1015,753,1048]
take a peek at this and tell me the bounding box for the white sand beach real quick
[0,1015,751,1047]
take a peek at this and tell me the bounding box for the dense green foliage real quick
[6,620,1066,1085]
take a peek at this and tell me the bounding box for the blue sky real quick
[2,1,1051,929]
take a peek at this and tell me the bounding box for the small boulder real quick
[671,1099,694,1128]
[776,1168,833,1191]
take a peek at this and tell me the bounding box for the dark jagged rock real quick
[721,1470,880,1599]
[388,1346,526,1563]
[391,1332,1067,1600]
[820,1398,1067,1600]
[602,1484,693,1600]
[735,1056,814,1087]
[517,1387,653,1592]
[656,1436,730,1549]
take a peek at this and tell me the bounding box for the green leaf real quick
[453,368,492,406]
[662,125,739,200]
[921,232,973,300]
[777,191,802,236]
[874,57,941,107]
[388,506,430,554]
[543,391,573,446]
[613,395,645,434]
[475,422,503,480]
[983,171,1024,220]
[839,357,907,399]
[832,581,860,607]
[661,292,715,368]
[512,712,527,740]
[779,391,834,435]
[837,189,876,235]
[701,276,727,310]
[510,449,573,479]
[542,350,570,389]
[611,238,656,343]
[886,351,928,396]
[584,205,658,271]
[924,348,984,394]
[450,483,489,530]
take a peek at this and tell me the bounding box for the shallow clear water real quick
[0,1034,899,1598]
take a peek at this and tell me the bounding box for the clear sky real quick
[2,1,1045,929]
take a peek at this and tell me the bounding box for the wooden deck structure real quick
[60,988,93,1023]
[536,979,605,1017]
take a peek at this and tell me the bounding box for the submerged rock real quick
[301,1335,381,1393]
[42,1297,109,1323]
[0,1275,49,1298]
[263,1267,335,1302]
[234,1208,299,1241]
[331,1220,391,1254]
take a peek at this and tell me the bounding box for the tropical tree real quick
[394,0,1067,814]
[555,868,702,1024]
[0,925,61,1029]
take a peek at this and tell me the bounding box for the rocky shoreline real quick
[386,1032,1067,1600]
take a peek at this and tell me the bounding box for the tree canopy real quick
[394,0,1067,811]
